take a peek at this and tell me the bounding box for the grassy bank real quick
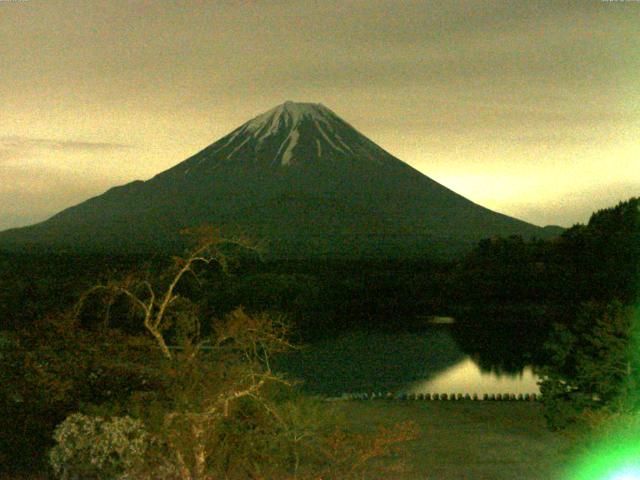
[7,400,574,479]
[338,400,573,480]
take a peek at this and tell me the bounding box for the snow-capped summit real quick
[0,102,559,258]
[164,101,391,175]
[243,101,333,135]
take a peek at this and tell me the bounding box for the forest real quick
[0,197,638,478]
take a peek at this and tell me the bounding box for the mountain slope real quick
[0,101,559,258]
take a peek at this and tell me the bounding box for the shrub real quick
[538,301,640,429]
[49,413,148,480]
[312,420,419,479]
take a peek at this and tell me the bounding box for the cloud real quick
[508,133,613,148]
[0,136,131,162]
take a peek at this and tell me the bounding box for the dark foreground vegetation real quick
[0,197,638,478]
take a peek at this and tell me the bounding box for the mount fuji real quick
[0,101,560,258]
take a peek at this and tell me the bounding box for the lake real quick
[275,318,547,397]
[400,358,540,397]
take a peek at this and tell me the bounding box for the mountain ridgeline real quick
[0,102,561,258]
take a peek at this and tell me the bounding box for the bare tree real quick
[75,227,292,479]
[72,227,419,480]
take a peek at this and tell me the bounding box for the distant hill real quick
[0,101,561,258]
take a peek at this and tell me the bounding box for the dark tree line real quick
[451,197,639,312]
[0,252,454,340]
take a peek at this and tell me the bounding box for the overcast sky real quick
[1,0,638,230]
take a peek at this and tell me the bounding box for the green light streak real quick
[565,305,640,480]
[566,439,640,480]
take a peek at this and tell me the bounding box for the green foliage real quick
[454,197,639,308]
[0,315,161,473]
[49,413,148,480]
[0,251,152,331]
[4,232,424,477]
[261,393,343,477]
[538,301,640,429]
[562,197,640,303]
[311,420,420,479]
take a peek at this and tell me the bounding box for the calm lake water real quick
[275,319,546,397]
[400,358,539,397]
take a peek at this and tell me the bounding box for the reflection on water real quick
[450,309,551,375]
[276,316,548,396]
[401,357,540,396]
[275,329,463,396]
